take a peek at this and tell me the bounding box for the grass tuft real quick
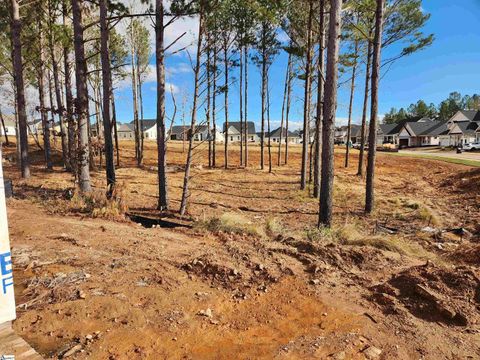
[195,212,265,237]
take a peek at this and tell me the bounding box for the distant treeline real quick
[383,92,480,124]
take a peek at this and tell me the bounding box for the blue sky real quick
[113,0,480,129]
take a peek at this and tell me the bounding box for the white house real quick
[223,122,258,143]
[169,125,224,142]
[439,110,480,146]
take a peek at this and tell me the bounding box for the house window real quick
[230,136,233,141]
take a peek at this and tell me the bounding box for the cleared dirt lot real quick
[2,141,479,359]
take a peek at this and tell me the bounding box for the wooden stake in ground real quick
[319,0,343,227]
[365,0,385,213]
[10,0,30,178]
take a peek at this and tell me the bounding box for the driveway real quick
[399,149,480,161]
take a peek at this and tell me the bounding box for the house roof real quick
[424,121,449,136]
[454,110,480,122]
[224,121,256,134]
[453,121,478,135]
[128,119,156,131]
[378,123,399,136]
[268,127,299,138]
[118,123,133,132]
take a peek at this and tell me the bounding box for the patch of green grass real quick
[385,152,480,167]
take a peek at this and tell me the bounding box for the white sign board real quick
[0,148,15,323]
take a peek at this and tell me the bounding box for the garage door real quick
[399,139,409,148]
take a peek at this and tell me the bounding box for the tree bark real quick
[206,32,212,168]
[278,53,292,166]
[111,80,120,167]
[63,0,76,174]
[156,0,168,210]
[267,74,272,173]
[223,37,229,169]
[357,39,372,176]
[100,0,116,197]
[130,35,141,167]
[239,43,244,166]
[313,0,325,198]
[319,0,343,227]
[48,0,69,170]
[0,107,9,145]
[212,34,217,168]
[180,7,203,216]
[71,0,91,192]
[365,0,385,214]
[260,23,267,171]
[284,52,293,165]
[38,20,53,170]
[345,40,358,168]
[10,0,30,178]
[301,0,314,190]
[244,46,249,167]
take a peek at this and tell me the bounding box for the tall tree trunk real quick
[345,40,358,168]
[260,23,267,171]
[206,32,212,168]
[313,0,325,198]
[0,107,9,145]
[156,0,168,210]
[284,54,293,165]
[71,0,91,192]
[111,80,120,167]
[300,0,314,190]
[138,69,144,163]
[212,36,217,168]
[267,74,272,173]
[10,0,30,178]
[278,53,292,166]
[357,39,372,176]
[365,0,385,214]
[38,22,53,170]
[223,38,229,169]
[180,7,203,216]
[244,46,249,168]
[319,0,343,227]
[48,0,69,169]
[100,0,116,197]
[239,43,243,166]
[63,0,76,173]
[130,27,141,167]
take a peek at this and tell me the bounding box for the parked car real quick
[462,142,480,151]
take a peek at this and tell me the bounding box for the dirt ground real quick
[2,140,479,359]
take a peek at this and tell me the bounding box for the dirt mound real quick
[442,168,480,194]
[181,255,279,296]
[275,236,393,273]
[446,244,480,265]
[370,263,480,326]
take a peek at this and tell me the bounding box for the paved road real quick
[399,149,480,161]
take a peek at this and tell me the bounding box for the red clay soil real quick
[2,141,479,359]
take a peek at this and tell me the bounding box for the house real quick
[0,116,16,137]
[267,127,301,144]
[116,120,157,140]
[223,122,257,142]
[438,110,480,146]
[169,125,224,142]
[397,119,448,147]
[378,123,401,146]
[118,123,135,139]
[335,124,363,144]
